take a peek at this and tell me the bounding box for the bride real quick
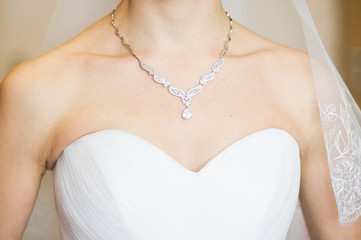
[1,0,360,239]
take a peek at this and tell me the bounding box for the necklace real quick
[111,8,233,120]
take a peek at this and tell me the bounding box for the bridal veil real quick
[26,0,361,238]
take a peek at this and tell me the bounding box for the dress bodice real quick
[53,128,301,240]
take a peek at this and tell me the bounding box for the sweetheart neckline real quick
[58,127,300,174]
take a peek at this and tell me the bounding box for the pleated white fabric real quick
[53,128,301,240]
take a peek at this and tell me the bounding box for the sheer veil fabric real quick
[225,0,361,226]
[27,0,361,238]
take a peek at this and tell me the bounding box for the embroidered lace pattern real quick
[320,88,361,225]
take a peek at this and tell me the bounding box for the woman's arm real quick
[299,95,361,239]
[0,63,53,240]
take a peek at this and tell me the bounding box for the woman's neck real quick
[114,0,228,56]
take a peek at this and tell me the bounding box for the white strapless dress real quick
[53,128,301,240]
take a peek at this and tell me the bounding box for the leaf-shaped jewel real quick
[200,72,215,85]
[186,85,202,98]
[153,75,170,87]
[212,58,225,72]
[140,62,154,75]
[169,86,185,98]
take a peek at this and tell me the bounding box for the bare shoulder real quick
[232,21,323,154]
[234,21,316,92]
[0,16,110,169]
[0,38,98,237]
[0,63,45,174]
[232,20,317,99]
[263,44,323,157]
[1,13,125,170]
[0,55,69,171]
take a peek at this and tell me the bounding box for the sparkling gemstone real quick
[182,96,191,106]
[182,108,192,120]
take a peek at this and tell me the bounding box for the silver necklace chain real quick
[111,8,233,120]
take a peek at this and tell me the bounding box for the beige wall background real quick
[0,0,359,239]
[344,0,361,104]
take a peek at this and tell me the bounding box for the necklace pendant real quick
[182,96,191,107]
[182,107,192,120]
[111,8,233,121]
